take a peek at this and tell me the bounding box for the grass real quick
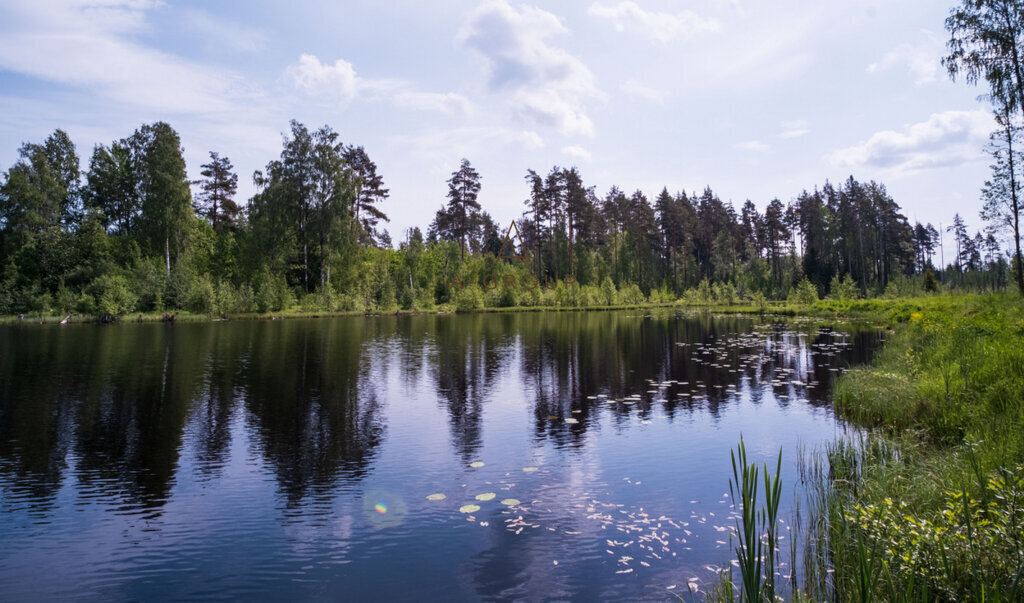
[699,294,1024,601]
[799,293,1024,601]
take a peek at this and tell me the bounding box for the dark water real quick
[0,310,881,601]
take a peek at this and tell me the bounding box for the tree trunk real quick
[165,235,171,277]
[1004,114,1024,293]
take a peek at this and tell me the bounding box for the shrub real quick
[829,273,860,300]
[187,274,216,314]
[750,290,768,313]
[600,276,617,306]
[617,283,645,305]
[788,277,818,306]
[55,281,75,314]
[90,274,138,315]
[454,284,484,312]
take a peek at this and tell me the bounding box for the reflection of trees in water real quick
[240,320,385,506]
[0,325,205,513]
[188,325,248,481]
[428,314,512,461]
[0,327,77,512]
[0,313,883,515]
[0,319,390,514]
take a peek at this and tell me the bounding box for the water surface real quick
[0,310,880,600]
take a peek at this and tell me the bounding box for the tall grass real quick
[792,294,1024,601]
[707,438,784,602]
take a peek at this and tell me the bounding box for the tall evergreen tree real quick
[446,159,481,260]
[343,145,390,246]
[193,152,240,233]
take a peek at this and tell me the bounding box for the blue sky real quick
[0,0,998,251]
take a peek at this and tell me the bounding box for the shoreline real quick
[1,293,955,326]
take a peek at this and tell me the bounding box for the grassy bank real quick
[698,294,1024,601]
[812,294,1024,600]
[812,295,1023,600]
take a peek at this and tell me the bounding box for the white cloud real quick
[737,140,769,152]
[180,8,267,53]
[779,120,809,139]
[562,145,592,161]
[286,54,471,116]
[588,1,720,43]
[826,110,992,173]
[458,0,602,137]
[517,130,545,150]
[867,31,943,85]
[0,0,254,115]
[621,80,665,103]
[393,92,473,116]
[287,54,360,102]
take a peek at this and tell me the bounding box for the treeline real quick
[0,120,1014,318]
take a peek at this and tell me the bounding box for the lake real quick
[0,310,881,601]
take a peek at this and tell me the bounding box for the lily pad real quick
[459,504,481,513]
[475,492,496,501]
[500,498,521,506]
[426,493,446,501]
[565,418,579,424]
[522,466,539,473]
[469,461,485,468]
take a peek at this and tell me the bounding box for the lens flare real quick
[362,489,408,529]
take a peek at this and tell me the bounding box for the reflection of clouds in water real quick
[282,512,355,559]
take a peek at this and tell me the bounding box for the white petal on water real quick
[565,418,579,424]
[523,467,539,472]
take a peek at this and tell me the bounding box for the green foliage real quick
[55,281,74,314]
[617,282,645,305]
[0,120,1013,321]
[600,276,616,305]
[186,274,216,315]
[727,438,784,602]
[829,273,860,300]
[800,295,1024,601]
[787,277,819,306]
[749,290,768,313]
[255,269,293,312]
[454,284,484,312]
[89,274,137,315]
[712,281,736,305]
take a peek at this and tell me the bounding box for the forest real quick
[0,118,1018,319]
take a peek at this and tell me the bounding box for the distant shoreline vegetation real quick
[0,119,1018,321]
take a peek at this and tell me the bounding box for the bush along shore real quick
[702,294,1024,601]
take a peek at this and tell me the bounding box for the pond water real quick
[0,310,881,601]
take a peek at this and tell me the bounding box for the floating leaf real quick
[501,498,521,506]
[459,504,481,513]
[475,492,496,501]
[565,418,579,424]
[523,467,539,473]
[469,461,485,468]
[426,493,446,501]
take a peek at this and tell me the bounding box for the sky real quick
[0,0,1001,253]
